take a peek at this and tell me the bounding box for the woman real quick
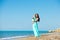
[32,13,40,40]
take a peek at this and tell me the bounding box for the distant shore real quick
[49,28,60,33]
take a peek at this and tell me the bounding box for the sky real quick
[0,0,60,31]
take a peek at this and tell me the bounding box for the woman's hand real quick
[35,18,38,22]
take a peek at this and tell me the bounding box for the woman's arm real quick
[32,18,38,24]
[35,18,38,22]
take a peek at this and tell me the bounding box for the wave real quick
[0,36,28,40]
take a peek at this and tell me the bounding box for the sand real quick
[0,32,60,40]
[14,32,60,40]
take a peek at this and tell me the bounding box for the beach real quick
[17,32,60,40]
[0,32,60,40]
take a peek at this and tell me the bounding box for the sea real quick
[0,31,48,40]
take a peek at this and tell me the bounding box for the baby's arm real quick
[32,18,34,23]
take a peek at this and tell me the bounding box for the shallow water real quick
[0,31,48,38]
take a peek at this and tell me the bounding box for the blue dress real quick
[32,17,39,37]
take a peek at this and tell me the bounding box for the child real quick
[32,13,40,40]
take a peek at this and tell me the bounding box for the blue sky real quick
[0,0,60,31]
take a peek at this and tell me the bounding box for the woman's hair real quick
[35,13,40,22]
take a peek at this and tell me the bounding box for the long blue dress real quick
[32,17,39,37]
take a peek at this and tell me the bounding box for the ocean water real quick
[0,31,48,39]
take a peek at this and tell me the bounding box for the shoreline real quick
[0,36,28,40]
[0,32,60,40]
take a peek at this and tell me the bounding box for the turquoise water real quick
[0,31,48,38]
